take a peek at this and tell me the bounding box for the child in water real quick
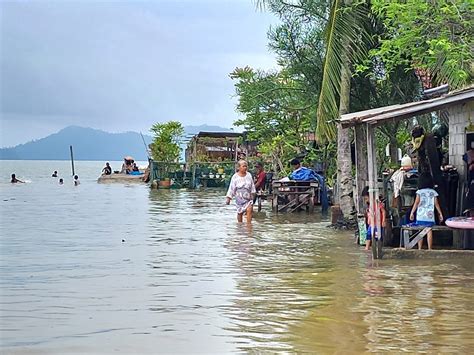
[11,174,24,183]
[410,173,444,250]
[361,186,386,250]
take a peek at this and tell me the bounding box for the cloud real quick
[0,0,278,147]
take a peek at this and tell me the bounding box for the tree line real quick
[231,0,473,220]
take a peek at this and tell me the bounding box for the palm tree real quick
[257,0,370,219]
[315,0,371,220]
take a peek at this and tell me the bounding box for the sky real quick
[0,0,278,148]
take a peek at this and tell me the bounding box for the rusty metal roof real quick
[196,131,242,138]
[340,86,474,128]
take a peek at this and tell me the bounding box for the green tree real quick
[370,0,473,88]
[230,66,315,175]
[150,121,184,162]
[313,0,371,219]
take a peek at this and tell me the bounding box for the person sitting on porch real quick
[409,173,444,250]
[362,186,386,251]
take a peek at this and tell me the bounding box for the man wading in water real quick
[225,160,256,224]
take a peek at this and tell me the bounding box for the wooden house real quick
[340,85,474,254]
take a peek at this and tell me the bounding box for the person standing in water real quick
[59,178,64,185]
[10,174,24,183]
[52,171,58,177]
[226,160,256,223]
[74,175,80,186]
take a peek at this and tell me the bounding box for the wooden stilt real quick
[355,125,368,214]
[367,124,382,259]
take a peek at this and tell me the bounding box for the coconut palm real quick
[317,0,372,219]
[256,0,371,219]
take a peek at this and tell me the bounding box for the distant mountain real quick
[0,125,233,161]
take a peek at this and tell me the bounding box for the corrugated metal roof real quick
[196,131,243,138]
[340,86,474,128]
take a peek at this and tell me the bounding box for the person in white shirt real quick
[225,160,256,223]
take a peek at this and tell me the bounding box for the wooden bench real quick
[400,225,451,249]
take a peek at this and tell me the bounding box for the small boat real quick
[97,156,150,183]
[97,171,146,183]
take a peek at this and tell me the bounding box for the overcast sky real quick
[0,0,278,147]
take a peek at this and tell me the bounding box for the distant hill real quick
[0,125,233,161]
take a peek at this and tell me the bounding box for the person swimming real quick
[11,174,24,183]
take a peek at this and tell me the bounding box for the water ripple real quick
[1,162,473,353]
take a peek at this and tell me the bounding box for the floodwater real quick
[1,161,473,353]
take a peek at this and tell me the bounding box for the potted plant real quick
[150,121,184,188]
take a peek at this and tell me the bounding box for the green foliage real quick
[150,121,184,162]
[230,66,316,175]
[237,0,469,186]
[316,0,372,142]
[370,0,473,88]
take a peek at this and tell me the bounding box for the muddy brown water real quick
[1,161,473,353]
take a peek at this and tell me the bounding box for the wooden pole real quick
[70,145,75,176]
[192,138,197,188]
[366,124,382,259]
[355,125,368,214]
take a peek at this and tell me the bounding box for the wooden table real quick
[271,180,319,213]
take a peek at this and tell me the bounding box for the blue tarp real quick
[289,167,329,212]
[290,167,318,181]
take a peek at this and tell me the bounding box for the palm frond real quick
[253,0,271,11]
[315,0,372,143]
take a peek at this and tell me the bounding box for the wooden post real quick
[452,230,464,249]
[367,124,382,259]
[355,125,368,214]
[70,145,75,176]
[192,138,197,188]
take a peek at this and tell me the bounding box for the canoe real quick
[445,217,474,230]
[97,172,145,183]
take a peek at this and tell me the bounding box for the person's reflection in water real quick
[239,222,253,236]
